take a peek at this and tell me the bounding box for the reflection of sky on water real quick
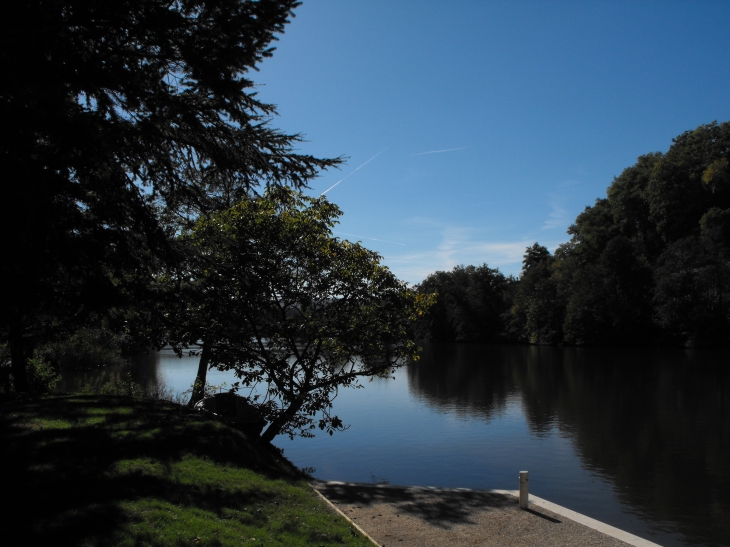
[151,348,237,395]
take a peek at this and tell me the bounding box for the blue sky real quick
[255,1,730,284]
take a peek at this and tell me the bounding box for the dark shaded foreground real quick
[2,396,370,547]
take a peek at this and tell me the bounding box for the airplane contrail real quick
[411,147,466,156]
[321,148,388,195]
[335,231,406,247]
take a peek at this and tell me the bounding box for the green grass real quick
[3,395,371,547]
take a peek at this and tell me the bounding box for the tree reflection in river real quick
[407,344,515,422]
[410,343,730,547]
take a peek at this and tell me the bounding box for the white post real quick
[519,471,529,509]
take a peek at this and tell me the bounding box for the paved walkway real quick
[313,481,661,547]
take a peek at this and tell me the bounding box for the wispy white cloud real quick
[541,198,569,230]
[411,147,466,156]
[432,226,529,267]
[349,217,567,284]
[377,222,541,284]
[383,245,529,285]
[541,180,583,231]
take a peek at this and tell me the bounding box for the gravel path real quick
[313,481,635,547]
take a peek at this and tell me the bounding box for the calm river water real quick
[58,343,730,547]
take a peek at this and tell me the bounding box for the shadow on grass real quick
[3,395,303,546]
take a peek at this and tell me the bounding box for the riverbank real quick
[313,481,662,547]
[2,395,372,546]
[4,394,670,546]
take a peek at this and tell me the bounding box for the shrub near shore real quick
[3,395,371,547]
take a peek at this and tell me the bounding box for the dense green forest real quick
[415,121,730,347]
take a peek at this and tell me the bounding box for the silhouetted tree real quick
[1,0,340,390]
[415,265,512,342]
[167,188,432,441]
[505,244,563,344]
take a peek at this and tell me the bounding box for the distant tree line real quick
[414,121,730,347]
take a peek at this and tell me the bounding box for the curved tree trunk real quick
[259,397,305,444]
[187,343,211,407]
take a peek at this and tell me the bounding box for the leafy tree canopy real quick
[415,265,512,343]
[166,188,433,442]
[427,121,730,347]
[2,0,340,390]
[517,121,730,347]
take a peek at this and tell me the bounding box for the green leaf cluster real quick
[512,121,730,346]
[167,188,431,441]
[416,121,730,347]
[2,1,341,391]
[414,265,513,342]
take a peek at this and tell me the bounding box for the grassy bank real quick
[2,395,371,547]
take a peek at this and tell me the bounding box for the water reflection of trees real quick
[57,352,161,394]
[408,343,730,546]
[517,346,730,547]
[407,344,516,421]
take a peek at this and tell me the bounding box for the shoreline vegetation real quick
[414,122,730,349]
[3,394,373,547]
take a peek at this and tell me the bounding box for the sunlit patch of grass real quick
[82,416,107,426]
[113,458,167,477]
[3,395,371,547]
[15,417,75,430]
[29,463,56,472]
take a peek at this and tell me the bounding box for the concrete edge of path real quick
[489,489,663,547]
[310,485,381,546]
[312,481,663,547]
